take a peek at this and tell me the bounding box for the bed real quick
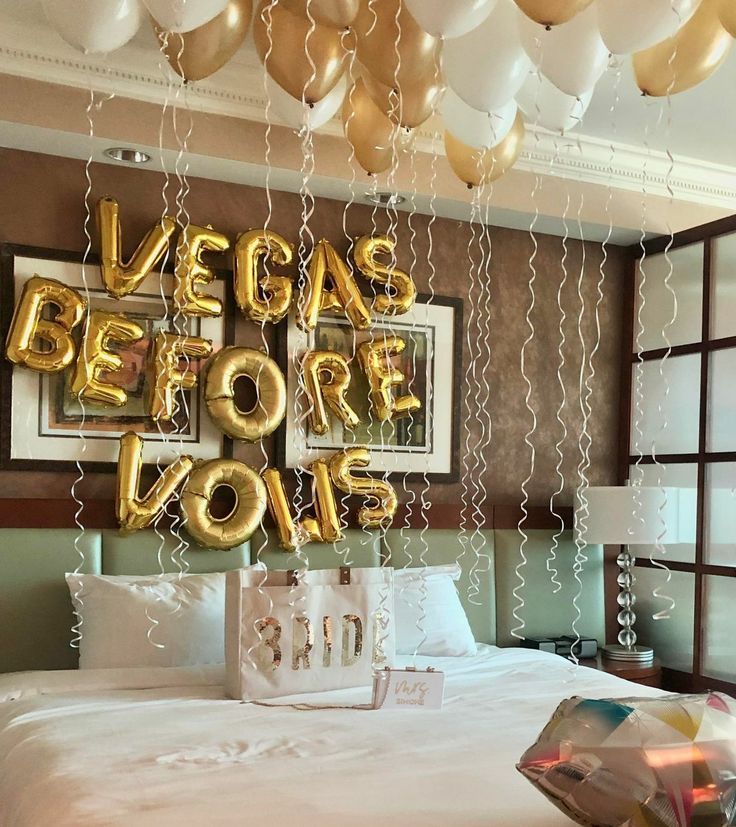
[0,525,634,826]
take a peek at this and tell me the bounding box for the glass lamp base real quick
[602,644,654,663]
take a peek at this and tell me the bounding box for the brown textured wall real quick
[0,148,627,509]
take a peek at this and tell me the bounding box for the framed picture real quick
[0,243,234,472]
[277,294,462,482]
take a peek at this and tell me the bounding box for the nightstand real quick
[579,651,662,689]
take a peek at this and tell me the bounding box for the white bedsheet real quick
[0,646,663,827]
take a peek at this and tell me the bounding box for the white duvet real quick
[0,646,663,827]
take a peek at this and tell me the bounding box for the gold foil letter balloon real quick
[301,239,371,331]
[233,229,294,324]
[302,350,359,436]
[5,276,86,373]
[253,0,349,104]
[155,0,253,83]
[634,0,733,96]
[69,311,144,406]
[174,224,229,317]
[514,0,594,26]
[353,234,416,316]
[358,336,421,422]
[96,197,177,299]
[262,463,342,551]
[329,447,397,528]
[181,459,267,550]
[204,346,286,441]
[116,432,194,533]
[148,332,213,421]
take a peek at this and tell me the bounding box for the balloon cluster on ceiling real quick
[43,0,735,187]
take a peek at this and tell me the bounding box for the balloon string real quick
[69,80,97,651]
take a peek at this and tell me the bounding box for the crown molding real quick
[0,27,735,212]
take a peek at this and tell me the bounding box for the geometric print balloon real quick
[517,693,736,827]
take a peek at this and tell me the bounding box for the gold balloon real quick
[358,336,421,422]
[353,234,416,316]
[174,224,229,318]
[149,332,213,421]
[5,276,86,374]
[279,0,359,28]
[234,229,294,324]
[362,71,442,130]
[96,197,177,299]
[253,0,349,104]
[116,431,193,533]
[329,447,397,528]
[718,0,736,36]
[444,111,525,188]
[342,78,396,175]
[262,465,341,551]
[634,0,733,96]
[303,350,360,436]
[181,459,267,550]
[514,0,594,26]
[155,0,252,83]
[353,0,440,90]
[301,239,372,331]
[69,311,143,407]
[204,346,286,441]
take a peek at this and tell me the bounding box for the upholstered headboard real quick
[0,526,604,673]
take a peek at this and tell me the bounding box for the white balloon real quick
[596,0,701,55]
[143,0,229,33]
[42,0,141,54]
[405,0,497,39]
[444,0,532,111]
[441,88,517,148]
[516,72,592,133]
[267,75,347,131]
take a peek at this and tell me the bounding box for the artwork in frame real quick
[0,244,233,472]
[277,294,462,482]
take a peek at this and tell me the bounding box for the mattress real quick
[0,646,663,827]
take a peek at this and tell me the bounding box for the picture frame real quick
[0,243,234,472]
[276,293,463,483]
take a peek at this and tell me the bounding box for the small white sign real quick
[373,667,445,710]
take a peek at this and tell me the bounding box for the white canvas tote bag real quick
[225,566,395,701]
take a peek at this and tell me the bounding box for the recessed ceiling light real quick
[365,191,406,207]
[104,147,151,164]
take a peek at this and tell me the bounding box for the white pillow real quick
[394,564,477,657]
[66,570,254,670]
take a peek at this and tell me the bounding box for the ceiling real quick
[0,0,734,242]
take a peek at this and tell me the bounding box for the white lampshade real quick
[576,486,695,545]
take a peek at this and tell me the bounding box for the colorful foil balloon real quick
[181,458,267,550]
[329,447,398,528]
[116,431,194,533]
[69,310,144,406]
[5,276,86,374]
[233,229,294,324]
[353,234,417,316]
[358,336,421,422]
[518,692,736,827]
[148,332,213,421]
[173,224,229,318]
[633,0,733,97]
[302,350,360,436]
[253,0,349,104]
[301,239,372,331]
[96,197,177,299]
[155,0,252,82]
[204,346,286,441]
